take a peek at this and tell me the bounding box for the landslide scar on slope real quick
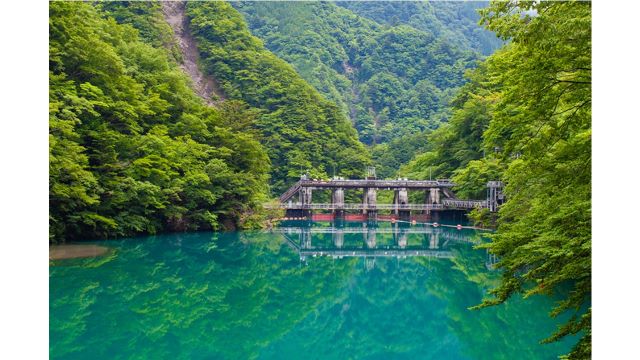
[161,1,225,106]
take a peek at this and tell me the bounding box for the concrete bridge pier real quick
[332,187,345,219]
[429,232,440,250]
[299,187,313,218]
[398,230,408,248]
[429,188,441,204]
[393,188,411,220]
[487,181,504,212]
[301,227,312,249]
[362,187,377,219]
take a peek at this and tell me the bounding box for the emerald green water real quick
[50,222,577,359]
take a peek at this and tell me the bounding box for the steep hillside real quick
[185,2,370,192]
[98,1,369,193]
[232,1,482,177]
[161,1,226,105]
[235,1,480,144]
[336,1,502,56]
[49,1,270,241]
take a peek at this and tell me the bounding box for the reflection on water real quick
[277,220,505,272]
[278,221,481,269]
[50,223,577,359]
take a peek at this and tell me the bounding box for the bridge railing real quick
[266,202,487,210]
[441,199,488,209]
[267,203,445,210]
[278,180,302,202]
[296,179,455,188]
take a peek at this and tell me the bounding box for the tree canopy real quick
[185,2,370,193]
[49,2,270,241]
[232,1,489,177]
[401,1,591,357]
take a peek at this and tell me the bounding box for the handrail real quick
[279,180,302,203]
[264,202,487,210]
[295,179,456,189]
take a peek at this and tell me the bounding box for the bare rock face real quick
[161,1,225,106]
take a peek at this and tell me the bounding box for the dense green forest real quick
[49,1,274,241]
[49,1,370,241]
[184,2,369,191]
[232,1,490,177]
[398,2,592,358]
[336,1,503,56]
[49,1,498,240]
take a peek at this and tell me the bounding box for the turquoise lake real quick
[50,221,577,359]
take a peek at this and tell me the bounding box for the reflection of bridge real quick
[267,175,504,220]
[276,224,486,268]
[276,226,480,244]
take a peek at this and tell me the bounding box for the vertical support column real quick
[429,188,441,204]
[423,190,431,217]
[301,227,312,249]
[429,231,439,250]
[394,187,409,220]
[362,187,377,219]
[299,187,313,218]
[398,229,408,249]
[332,187,344,219]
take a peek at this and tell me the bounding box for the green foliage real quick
[399,64,497,181]
[49,2,270,242]
[452,158,504,200]
[185,2,369,192]
[336,1,503,56]
[402,1,592,358]
[233,1,480,159]
[50,232,358,359]
[96,1,181,62]
[370,131,430,180]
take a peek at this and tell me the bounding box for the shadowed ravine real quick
[161,1,225,105]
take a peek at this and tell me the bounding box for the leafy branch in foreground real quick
[468,2,591,359]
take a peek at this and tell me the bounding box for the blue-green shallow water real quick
[50,222,577,359]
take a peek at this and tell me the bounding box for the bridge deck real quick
[296,179,454,189]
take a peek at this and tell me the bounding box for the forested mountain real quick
[49,1,375,241]
[49,1,273,241]
[185,2,369,192]
[336,1,503,56]
[230,1,502,178]
[232,2,482,164]
[49,2,590,357]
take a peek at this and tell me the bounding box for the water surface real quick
[50,221,576,359]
